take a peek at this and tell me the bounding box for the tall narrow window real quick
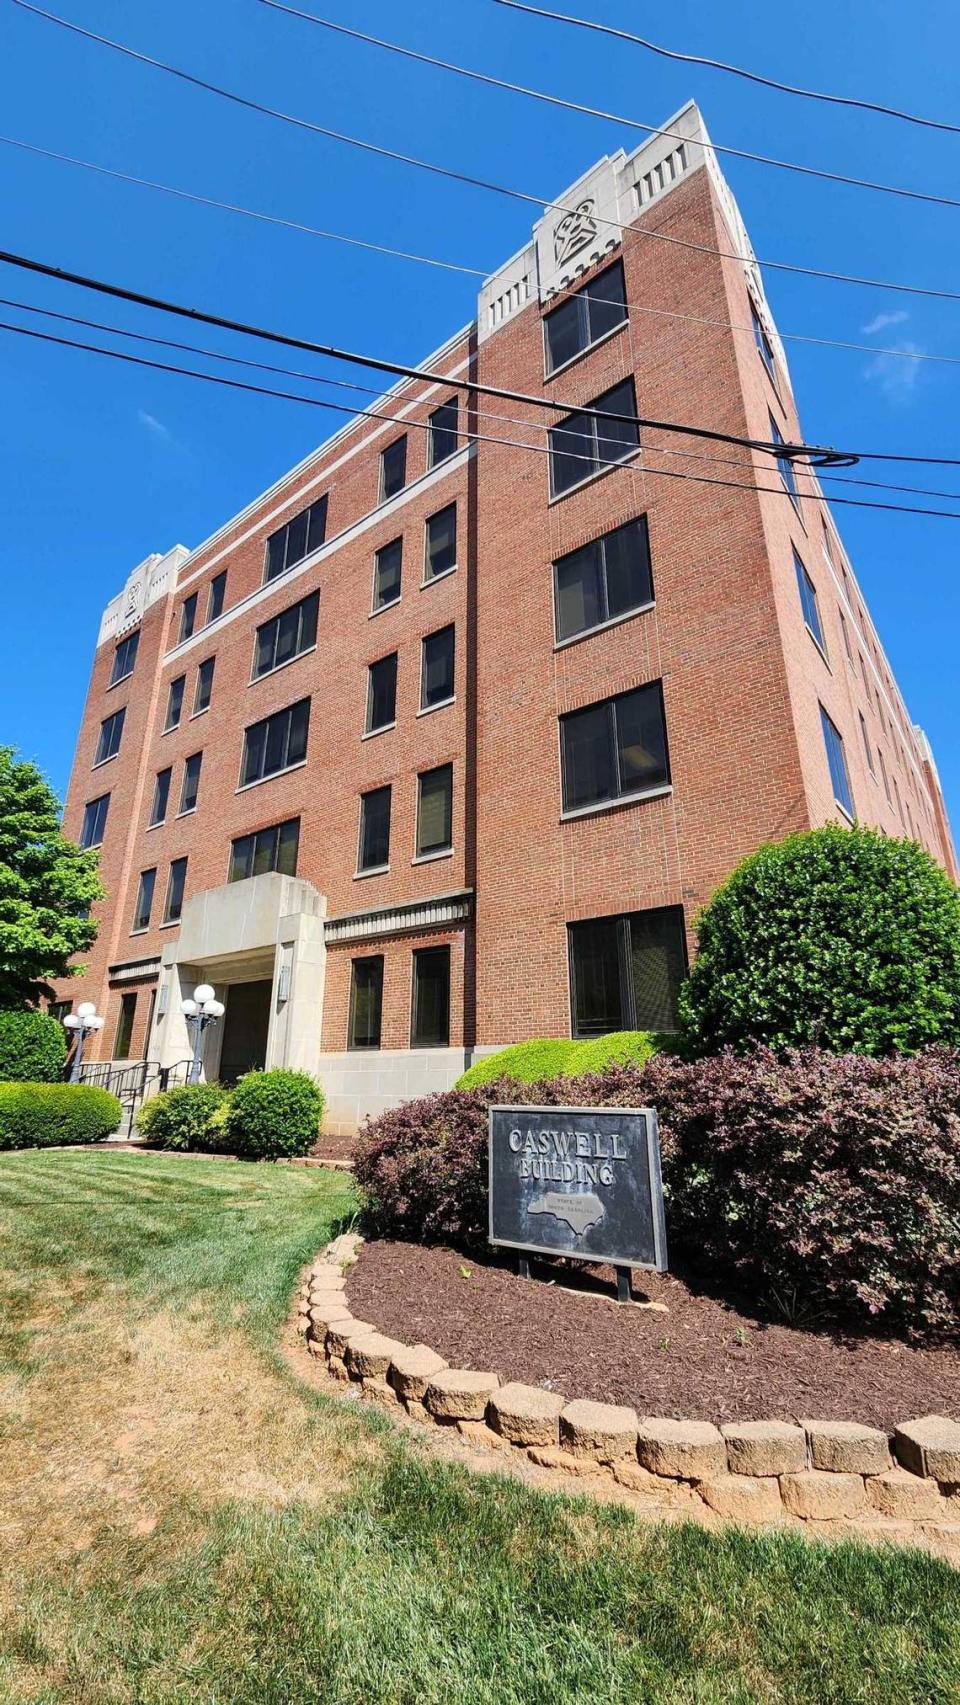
[110,630,139,686]
[820,706,855,817]
[380,436,407,501]
[207,570,227,623]
[750,300,776,380]
[428,398,459,467]
[549,378,639,498]
[253,590,319,679]
[416,764,453,857]
[858,713,876,776]
[162,857,188,924]
[240,699,310,787]
[113,992,137,1061]
[424,503,457,581]
[193,657,215,715]
[373,538,402,610]
[878,747,892,804]
[838,608,853,663]
[264,495,327,582]
[568,906,687,1036]
[132,867,156,932]
[366,652,398,734]
[149,768,171,827]
[179,592,198,644]
[411,945,450,1047]
[770,415,800,510]
[79,794,110,849]
[554,516,653,643]
[229,817,300,882]
[794,550,826,653]
[348,956,384,1050]
[560,681,670,815]
[358,785,391,873]
[94,708,125,765]
[179,752,203,814]
[420,625,455,709]
[544,260,627,374]
[164,675,185,732]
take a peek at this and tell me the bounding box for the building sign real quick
[488,1105,667,1271]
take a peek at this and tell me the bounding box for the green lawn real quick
[0,1149,957,1704]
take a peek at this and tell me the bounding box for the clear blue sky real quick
[2,0,958,827]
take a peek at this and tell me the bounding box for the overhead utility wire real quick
[492,0,960,138]
[253,0,960,215]
[5,315,960,521]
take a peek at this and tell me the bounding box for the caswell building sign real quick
[488,1105,667,1272]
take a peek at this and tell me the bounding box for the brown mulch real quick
[346,1240,960,1431]
[311,1132,356,1166]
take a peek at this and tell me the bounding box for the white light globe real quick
[194,983,215,1005]
[77,1001,96,1019]
[204,999,225,1018]
[63,1014,80,1030]
[180,998,198,1016]
[89,1015,105,1031]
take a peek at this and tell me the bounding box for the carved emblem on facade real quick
[122,581,143,622]
[553,198,598,266]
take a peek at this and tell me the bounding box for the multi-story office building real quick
[51,103,957,1130]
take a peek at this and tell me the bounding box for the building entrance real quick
[217,979,272,1085]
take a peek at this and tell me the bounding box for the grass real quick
[0,1150,957,1703]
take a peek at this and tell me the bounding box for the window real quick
[893,775,904,824]
[179,752,202,814]
[820,706,855,817]
[794,550,826,653]
[164,675,185,732]
[179,592,198,644]
[240,698,310,787]
[424,503,457,580]
[859,713,875,776]
[358,785,391,873]
[428,398,459,467]
[132,867,156,932]
[94,707,125,765]
[207,571,227,623]
[79,794,110,849]
[348,956,384,1050]
[162,857,187,924]
[544,261,627,374]
[822,520,835,567]
[48,1000,72,1024]
[568,906,687,1036]
[110,630,139,686]
[420,625,455,709]
[149,768,171,827]
[193,657,215,715]
[554,516,653,643]
[366,652,398,734]
[416,763,453,857]
[264,495,327,583]
[859,652,871,697]
[229,817,300,882]
[750,300,775,380]
[769,415,800,510]
[549,378,639,498]
[380,436,407,501]
[373,538,402,610]
[253,590,319,679]
[560,681,670,815]
[878,748,891,803]
[838,608,853,663]
[411,945,450,1047]
[113,992,137,1061]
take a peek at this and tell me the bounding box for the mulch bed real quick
[346,1240,960,1430]
[312,1132,356,1166]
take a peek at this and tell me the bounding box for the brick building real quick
[51,103,957,1130]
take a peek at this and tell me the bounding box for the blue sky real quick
[2,0,958,827]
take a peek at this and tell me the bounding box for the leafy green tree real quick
[680,824,960,1057]
[0,747,103,1008]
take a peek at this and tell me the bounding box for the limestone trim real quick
[323,888,473,945]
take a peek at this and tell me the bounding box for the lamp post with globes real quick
[181,984,225,1085]
[63,1001,105,1082]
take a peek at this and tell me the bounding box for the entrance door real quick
[217,980,272,1086]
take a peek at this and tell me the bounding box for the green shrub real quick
[0,1009,67,1083]
[226,1069,324,1161]
[0,1082,121,1149]
[456,1032,660,1090]
[680,825,960,1057]
[134,1083,230,1151]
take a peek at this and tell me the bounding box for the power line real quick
[493,0,960,139]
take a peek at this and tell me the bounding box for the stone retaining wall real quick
[296,1244,960,1544]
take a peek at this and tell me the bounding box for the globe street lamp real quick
[181,984,225,1084]
[63,1000,105,1082]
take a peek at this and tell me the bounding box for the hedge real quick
[134,1083,230,1151]
[0,1082,122,1149]
[456,1032,661,1090]
[0,1009,67,1083]
[227,1069,324,1160]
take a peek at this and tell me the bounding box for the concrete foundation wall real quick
[318,1048,476,1135]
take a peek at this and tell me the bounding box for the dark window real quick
[421,625,455,709]
[240,698,310,786]
[750,301,775,379]
[110,630,139,686]
[859,712,876,776]
[179,752,202,814]
[113,992,137,1061]
[253,590,319,679]
[48,1000,72,1023]
[839,608,853,662]
[568,906,687,1036]
[162,857,187,924]
[794,550,826,653]
[411,945,450,1047]
[380,437,407,501]
[549,378,639,498]
[193,656,215,715]
[366,652,398,733]
[179,592,198,643]
[428,398,459,467]
[879,747,892,804]
[94,707,125,765]
[373,538,402,610]
[348,956,384,1050]
[164,675,185,732]
[207,571,227,623]
[770,415,800,509]
[264,495,327,582]
[820,706,855,817]
[133,867,156,932]
[358,785,392,872]
[560,681,670,814]
[416,763,453,857]
[79,794,110,849]
[229,817,300,882]
[425,503,457,580]
[544,260,627,374]
[148,769,171,829]
[554,516,653,643]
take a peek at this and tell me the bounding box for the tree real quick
[679,824,960,1057]
[0,747,103,1008]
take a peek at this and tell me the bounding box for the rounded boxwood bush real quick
[680,825,960,1056]
[0,1082,122,1149]
[456,1032,661,1090]
[134,1082,229,1151]
[226,1069,324,1161]
[0,1009,67,1083]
